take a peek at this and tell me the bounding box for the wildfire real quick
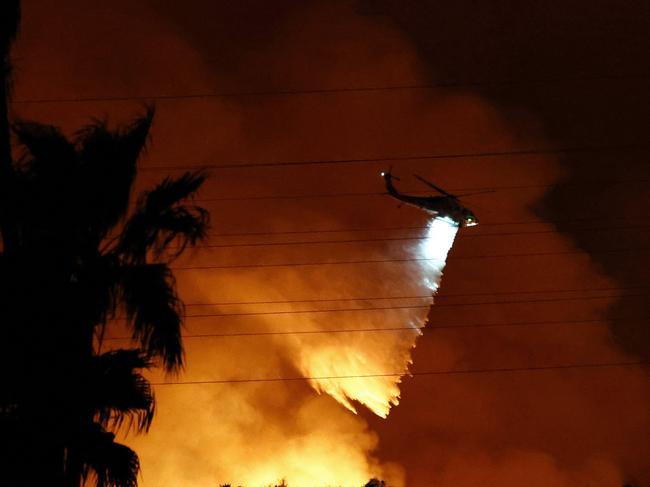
[294,217,459,418]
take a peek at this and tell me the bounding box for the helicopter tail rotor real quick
[380,166,400,181]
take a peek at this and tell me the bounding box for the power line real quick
[106,287,644,320]
[185,294,434,307]
[184,303,431,318]
[181,286,644,307]
[107,291,644,321]
[151,361,648,386]
[178,294,647,318]
[103,317,647,342]
[172,247,649,270]
[207,220,649,238]
[105,285,641,320]
[11,73,649,105]
[137,144,648,171]
[106,217,599,246]
[197,235,440,249]
[194,178,649,203]
[196,190,468,203]
[192,224,650,249]
[114,216,642,244]
[213,225,430,238]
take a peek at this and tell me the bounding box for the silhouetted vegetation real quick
[0,0,20,251]
[0,98,208,485]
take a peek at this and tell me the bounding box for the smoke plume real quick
[12,0,650,486]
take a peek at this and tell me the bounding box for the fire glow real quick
[296,217,459,418]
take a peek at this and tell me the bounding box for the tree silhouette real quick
[71,350,155,487]
[0,0,20,150]
[0,0,20,252]
[0,108,209,486]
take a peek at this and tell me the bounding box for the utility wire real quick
[178,294,647,318]
[183,304,431,318]
[106,290,643,322]
[185,294,433,307]
[194,178,649,203]
[181,286,647,307]
[212,225,430,237]
[103,317,647,342]
[151,361,648,386]
[172,247,649,270]
[113,213,642,241]
[196,235,451,249]
[137,143,649,171]
[196,190,476,203]
[106,287,642,320]
[11,73,650,105]
[191,224,650,249]
[213,225,430,237]
[207,220,649,238]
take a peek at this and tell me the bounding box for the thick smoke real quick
[128,212,458,484]
[280,217,458,418]
[13,0,650,486]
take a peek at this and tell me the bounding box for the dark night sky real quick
[10,1,650,486]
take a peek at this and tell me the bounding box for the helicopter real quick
[380,170,479,227]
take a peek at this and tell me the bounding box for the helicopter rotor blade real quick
[455,189,496,198]
[413,174,456,197]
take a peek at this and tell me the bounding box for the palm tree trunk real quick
[0,0,20,253]
[0,56,17,253]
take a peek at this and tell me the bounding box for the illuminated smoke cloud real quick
[17,1,570,486]
[134,213,460,484]
[295,217,459,418]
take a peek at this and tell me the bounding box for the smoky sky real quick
[363,0,650,359]
[10,1,650,486]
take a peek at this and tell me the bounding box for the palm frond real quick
[142,171,206,212]
[90,350,155,434]
[82,255,122,335]
[118,171,209,262]
[80,424,140,487]
[76,107,155,236]
[117,264,184,372]
[0,0,20,60]
[12,120,77,175]
[154,205,209,258]
[10,121,82,246]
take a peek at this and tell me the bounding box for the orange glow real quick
[12,1,650,486]
[295,218,458,418]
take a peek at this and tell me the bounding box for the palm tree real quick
[0,0,20,65]
[0,107,209,486]
[0,0,20,151]
[73,350,155,487]
[0,0,21,252]
[10,106,208,364]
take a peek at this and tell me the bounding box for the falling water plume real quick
[297,216,459,418]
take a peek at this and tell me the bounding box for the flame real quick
[294,217,459,417]
[297,339,412,418]
[127,383,402,487]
